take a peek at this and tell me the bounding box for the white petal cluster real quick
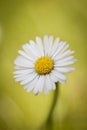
[14,35,77,95]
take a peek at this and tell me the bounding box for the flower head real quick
[13,35,77,95]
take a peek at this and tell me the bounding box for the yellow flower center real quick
[35,56,54,75]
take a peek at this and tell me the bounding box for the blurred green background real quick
[0,0,87,130]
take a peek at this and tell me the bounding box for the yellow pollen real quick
[35,56,54,75]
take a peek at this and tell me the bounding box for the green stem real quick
[40,83,59,130]
[46,83,59,130]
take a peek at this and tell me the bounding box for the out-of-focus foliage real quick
[0,0,87,130]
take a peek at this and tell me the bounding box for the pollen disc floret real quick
[35,56,54,75]
[14,35,77,95]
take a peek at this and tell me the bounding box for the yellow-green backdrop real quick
[0,0,87,130]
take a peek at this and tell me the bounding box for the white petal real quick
[54,59,77,67]
[14,56,34,68]
[14,74,29,82]
[52,82,56,90]
[14,66,25,70]
[52,42,66,59]
[36,36,44,56]
[24,83,34,92]
[50,37,60,57]
[49,72,58,82]
[24,75,39,92]
[29,40,41,56]
[45,74,53,90]
[60,44,69,53]
[14,71,36,82]
[49,35,53,44]
[54,50,75,61]
[44,77,49,94]
[48,73,57,90]
[28,43,40,57]
[43,74,56,94]
[38,76,45,92]
[34,76,45,95]
[44,88,49,95]
[29,40,35,45]
[54,44,69,57]
[55,56,75,64]
[18,50,34,62]
[48,35,54,56]
[14,69,36,80]
[22,44,37,60]
[51,70,66,84]
[13,68,34,75]
[20,72,38,85]
[54,67,76,73]
[44,35,49,55]
[34,75,44,95]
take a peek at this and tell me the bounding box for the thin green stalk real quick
[40,83,59,130]
[46,83,59,130]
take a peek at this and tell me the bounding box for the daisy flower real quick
[13,35,77,95]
